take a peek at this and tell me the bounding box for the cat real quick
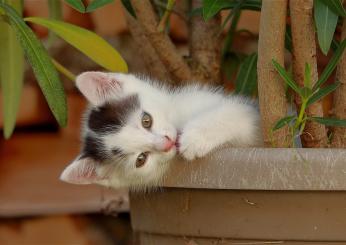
[60,72,262,190]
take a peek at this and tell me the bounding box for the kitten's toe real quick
[179,135,206,161]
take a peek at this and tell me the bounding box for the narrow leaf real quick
[301,87,313,100]
[235,53,258,95]
[319,0,346,17]
[191,0,261,17]
[0,0,24,139]
[202,0,232,20]
[64,0,85,13]
[314,0,338,55]
[25,17,128,72]
[0,2,67,127]
[310,116,346,126]
[307,82,340,106]
[86,0,114,13]
[273,116,296,131]
[222,52,241,80]
[272,59,302,95]
[314,38,346,90]
[221,0,245,57]
[121,0,136,18]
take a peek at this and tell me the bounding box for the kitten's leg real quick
[179,102,261,160]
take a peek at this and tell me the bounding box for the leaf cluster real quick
[0,1,127,138]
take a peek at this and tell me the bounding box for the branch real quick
[130,0,192,83]
[290,0,327,147]
[257,0,290,147]
[124,10,171,83]
[331,18,346,147]
[189,0,221,84]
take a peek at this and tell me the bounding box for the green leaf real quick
[86,0,113,12]
[307,82,340,106]
[221,0,245,57]
[0,2,67,127]
[25,17,128,72]
[64,0,85,13]
[272,59,302,96]
[301,87,313,100]
[319,0,346,17]
[314,38,346,90]
[192,0,261,17]
[0,0,24,139]
[202,0,232,20]
[310,116,346,126]
[303,63,312,89]
[222,52,241,80]
[273,116,296,131]
[121,0,136,18]
[314,0,339,55]
[235,53,258,95]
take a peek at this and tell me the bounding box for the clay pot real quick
[130,148,346,244]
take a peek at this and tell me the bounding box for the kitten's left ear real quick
[76,71,122,106]
[60,156,104,185]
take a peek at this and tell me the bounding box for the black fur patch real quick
[88,94,140,134]
[82,134,108,161]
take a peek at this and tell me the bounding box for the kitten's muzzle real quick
[163,136,175,152]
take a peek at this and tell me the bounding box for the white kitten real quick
[60,72,262,190]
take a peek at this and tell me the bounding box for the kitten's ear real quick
[60,156,104,185]
[76,71,122,106]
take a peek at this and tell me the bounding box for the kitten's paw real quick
[179,127,213,161]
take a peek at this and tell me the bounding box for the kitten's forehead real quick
[87,94,140,134]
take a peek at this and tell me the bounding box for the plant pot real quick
[129,148,346,244]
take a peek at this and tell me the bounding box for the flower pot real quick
[130,148,346,244]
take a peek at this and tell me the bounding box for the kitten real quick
[60,72,262,190]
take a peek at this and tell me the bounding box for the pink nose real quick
[163,136,175,152]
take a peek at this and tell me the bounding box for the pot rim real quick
[162,147,346,191]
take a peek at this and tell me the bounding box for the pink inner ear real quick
[60,157,103,185]
[76,71,122,106]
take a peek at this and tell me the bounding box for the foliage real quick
[0,1,127,138]
[272,39,346,146]
[25,17,127,72]
[0,0,23,139]
[314,0,338,55]
[64,0,114,13]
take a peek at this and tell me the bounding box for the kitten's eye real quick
[136,152,149,168]
[141,112,152,129]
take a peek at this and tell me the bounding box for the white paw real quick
[178,127,214,161]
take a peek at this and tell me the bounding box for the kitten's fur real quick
[60,72,262,190]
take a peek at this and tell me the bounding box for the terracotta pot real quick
[130,148,346,244]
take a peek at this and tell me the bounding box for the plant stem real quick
[157,0,175,32]
[295,99,307,128]
[52,58,76,81]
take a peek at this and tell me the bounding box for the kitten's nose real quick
[163,136,175,152]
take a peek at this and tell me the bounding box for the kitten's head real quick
[60,72,178,190]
